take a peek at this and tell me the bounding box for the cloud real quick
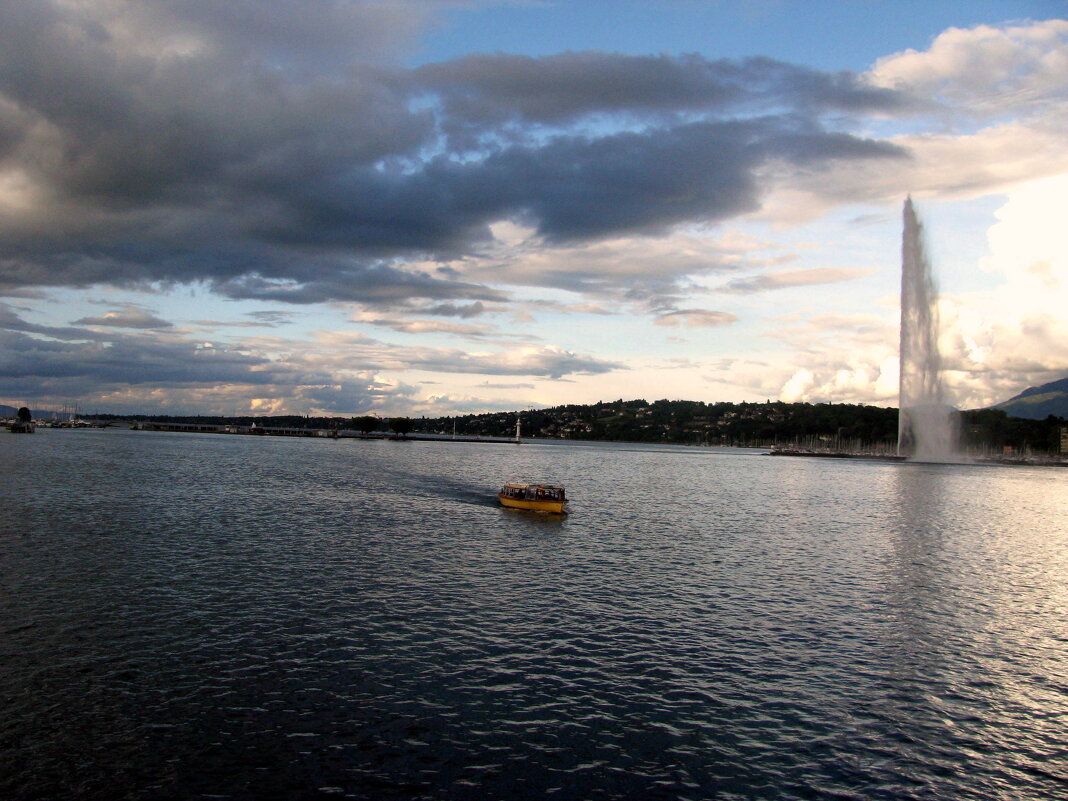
[868,20,1068,118]
[754,19,1068,222]
[475,382,536,390]
[293,377,419,416]
[705,203,1068,410]
[74,308,173,329]
[779,368,816,403]
[0,301,104,341]
[190,311,298,329]
[934,173,1068,407]
[0,1,909,304]
[691,309,901,406]
[415,392,539,415]
[420,301,490,318]
[654,310,739,328]
[346,302,537,340]
[357,317,496,337]
[0,298,622,413]
[719,266,877,294]
[357,343,624,380]
[705,350,901,407]
[210,266,508,306]
[247,310,298,326]
[4,8,1064,416]
[417,51,906,132]
[0,327,293,400]
[464,120,900,243]
[446,224,798,310]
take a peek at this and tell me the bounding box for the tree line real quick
[411,399,1065,454]
[98,399,1066,454]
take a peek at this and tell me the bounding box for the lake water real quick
[2,428,1066,800]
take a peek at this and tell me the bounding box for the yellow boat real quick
[498,483,568,514]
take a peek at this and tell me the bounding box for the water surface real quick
[2,429,1066,799]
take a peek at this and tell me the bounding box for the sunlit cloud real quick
[868,20,1068,118]
[654,310,739,328]
[74,308,173,329]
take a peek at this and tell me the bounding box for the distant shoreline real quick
[127,420,520,444]
[55,422,1066,465]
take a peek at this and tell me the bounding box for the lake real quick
[1,428,1066,800]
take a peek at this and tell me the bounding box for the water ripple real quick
[1,431,1066,799]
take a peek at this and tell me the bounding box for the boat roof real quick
[502,482,564,490]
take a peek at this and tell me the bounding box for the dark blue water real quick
[2,429,1066,800]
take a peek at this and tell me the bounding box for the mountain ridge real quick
[991,376,1068,419]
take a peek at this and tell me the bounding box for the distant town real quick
[8,398,1066,460]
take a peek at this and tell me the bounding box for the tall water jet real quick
[898,197,958,461]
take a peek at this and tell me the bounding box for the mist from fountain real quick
[898,197,959,461]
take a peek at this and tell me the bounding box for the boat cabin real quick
[500,483,566,502]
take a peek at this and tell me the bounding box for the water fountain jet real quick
[898,197,959,461]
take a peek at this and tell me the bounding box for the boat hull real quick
[497,494,567,514]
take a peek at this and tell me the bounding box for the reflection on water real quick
[1,430,1066,800]
[876,464,1068,799]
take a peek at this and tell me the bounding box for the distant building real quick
[1061,426,1068,454]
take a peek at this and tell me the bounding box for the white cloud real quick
[449,224,793,297]
[981,172,1068,284]
[353,316,495,337]
[755,20,1068,224]
[868,20,1068,117]
[755,173,1068,410]
[780,368,815,402]
[937,172,1068,407]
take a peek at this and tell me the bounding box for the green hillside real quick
[993,376,1068,420]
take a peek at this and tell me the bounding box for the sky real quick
[2,0,1067,418]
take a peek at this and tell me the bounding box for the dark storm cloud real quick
[142,0,433,69]
[0,327,305,398]
[0,1,912,302]
[0,302,316,398]
[474,119,900,241]
[415,52,906,131]
[262,116,902,248]
[212,265,508,305]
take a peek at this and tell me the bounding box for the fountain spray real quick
[898,197,959,461]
